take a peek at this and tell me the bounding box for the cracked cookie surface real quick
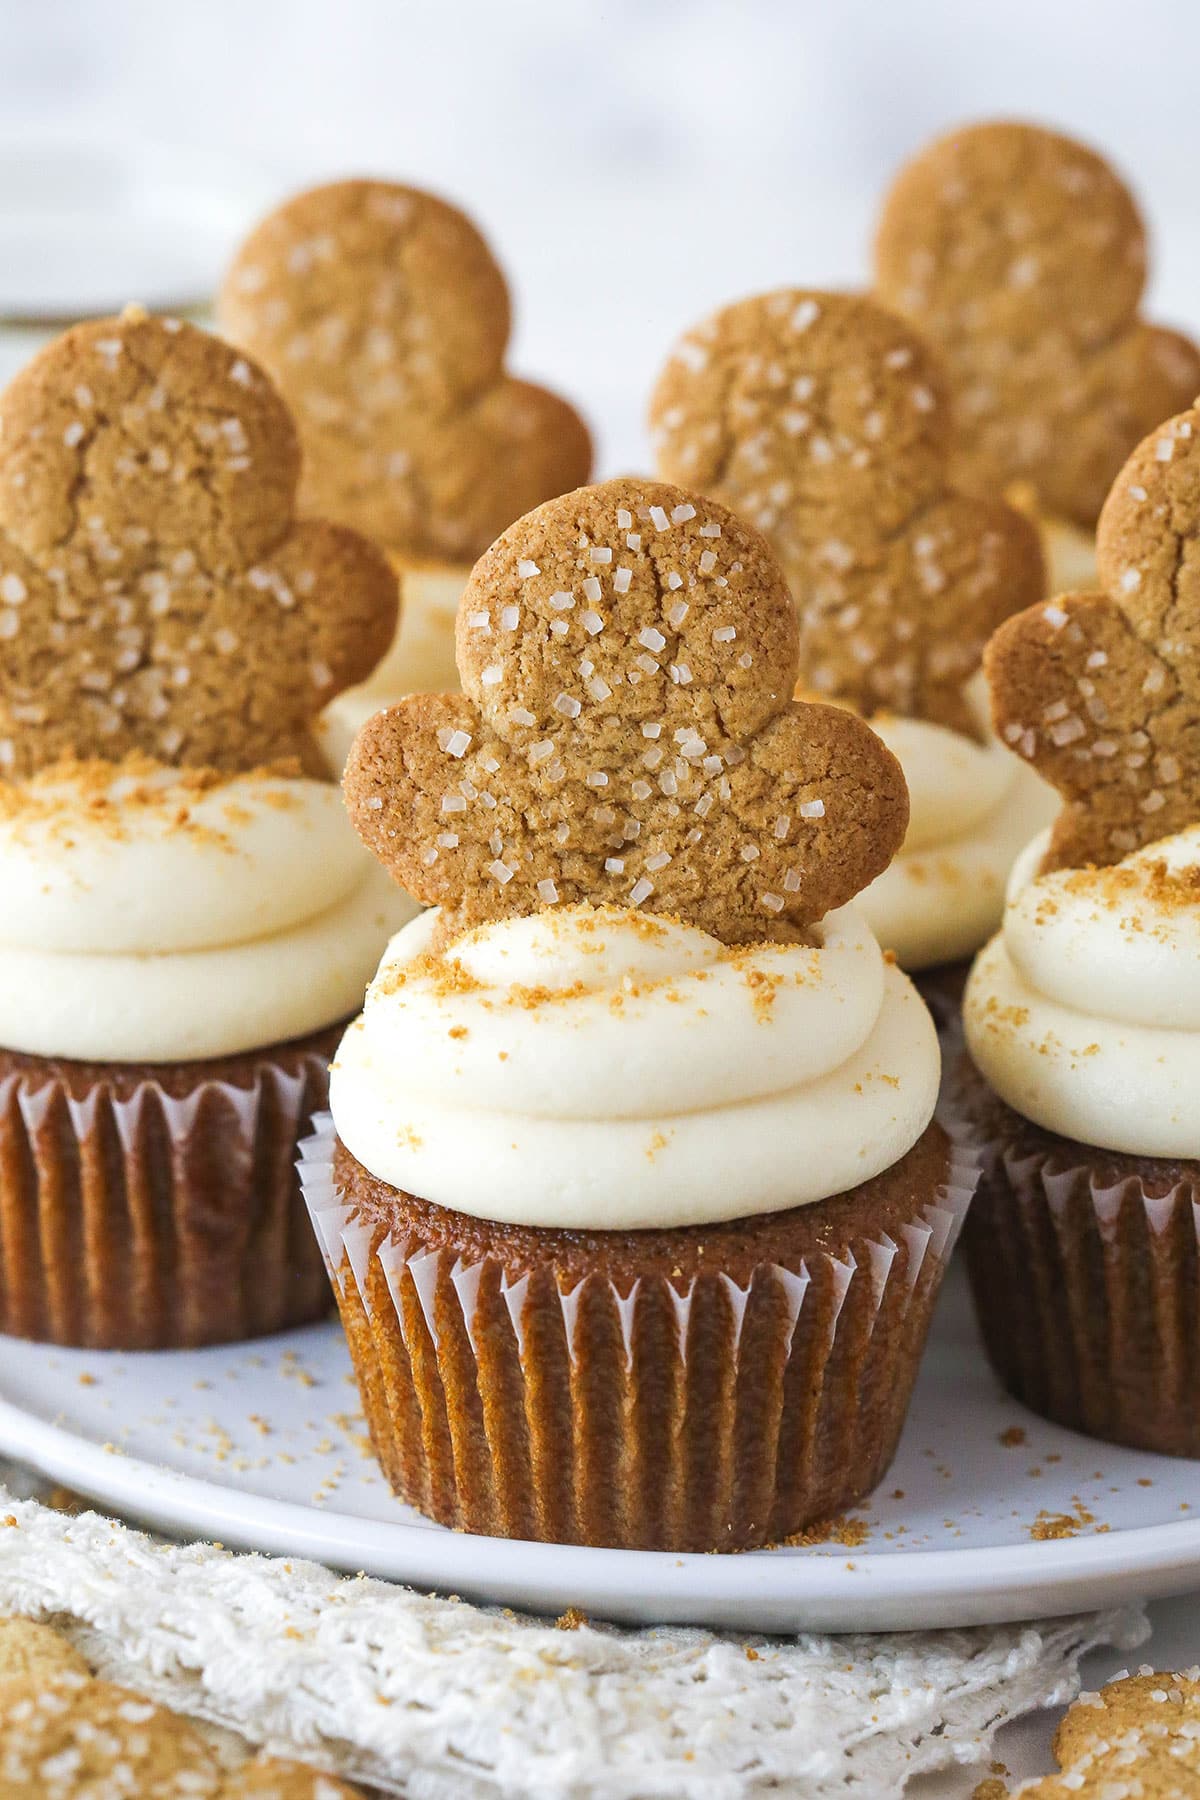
[345,476,909,944]
[875,121,1200,527]
[986,404,1200,869]
[0,309,397,778]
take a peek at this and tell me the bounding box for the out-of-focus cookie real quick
[0,1672,222,1797]
[650,289,1044,737]
[875,121,1200,529]
[0,306,397,779]
[344,475,909,945]
[218,180,592,567]
[980,1667,1200,1796]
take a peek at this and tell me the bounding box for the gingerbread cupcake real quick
[0,309,415,1350]
[650,289,1055,1004]
[299,476,978,1552]
[217,180,593,766]
[875,120,1200,598]
[959,400,1200,1454]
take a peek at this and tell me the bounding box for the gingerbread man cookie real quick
[345,477,909,944]
[980,1668,1200,1798]
[218,180,593,564]
[986,404,1200,870]
[0,1671,225,1797]
[0,1616,367,1798]
[0,1616,90,1686]
[0,308,397,781]
[875,121,1200,528]
[650,290,1044,738]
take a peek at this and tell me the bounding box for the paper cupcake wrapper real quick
[963,1118,1200,1457]
[0,1050,333,1349]
[300,1119,979,1551]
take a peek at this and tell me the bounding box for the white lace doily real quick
[0,1461,1146,1799]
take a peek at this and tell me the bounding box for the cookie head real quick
[874,121,1200,526]
[0,309,397,780]
[345,477,909,945]
[650,290,1044,737]
[218,180,593,563]
[986,403,1200,869]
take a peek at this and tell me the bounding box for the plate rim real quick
[4,1381,1200,1633]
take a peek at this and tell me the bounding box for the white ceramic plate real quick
[1,1265,1197,1633]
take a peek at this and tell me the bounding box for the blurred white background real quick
[1,0,1197,471]
[2,9,1199,1793]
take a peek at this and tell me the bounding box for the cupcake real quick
[649,289,1056,1018]
[301,476,978,1551]
[217,179,593,766]
[0,309,415,1349]
[874,120,1200,598]
[959,399,1200,1454]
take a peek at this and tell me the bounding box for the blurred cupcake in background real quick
[874,119,1200,596]
[0,308,413,1349]
[218,179,592,767]
[959,397,1200,1454]
[650,288,1055,1015]
[303,477,977,1551]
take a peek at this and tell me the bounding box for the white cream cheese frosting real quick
[320,563,467,771]
[859,701,1059,971]
[0,764,417,1062]
[330,902,940,1229]
[965,826,1200,1157]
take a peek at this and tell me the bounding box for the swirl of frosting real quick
[330,902,940,1229]
[857,690,1059,970]
[965,826,1200,1156]
[0,764,417,1061]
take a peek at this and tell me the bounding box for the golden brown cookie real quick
[345,477,909,943]
[0,1617,89,1686]
[218,180,593,562]
[986,1668,1200,1796]
[650,290,1044,736]
[874,120,1200,526]
[0,308,397,780]
[0,1673,223,1796]
[222,1756,363,1798]
[986,404,1200,870]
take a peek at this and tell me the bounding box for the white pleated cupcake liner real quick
[299,1113,978,1370]
[960,1086,1200,1455]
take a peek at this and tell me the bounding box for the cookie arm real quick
[344,693,538,932]
[735,702,910,929]
[985,592,1184,869]
[266,520,400,706]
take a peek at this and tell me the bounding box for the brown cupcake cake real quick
[217,179,593,766]
[301,476,978,1551]
[958,397,1200,1453]
[874,120,1200,598]
[0,308,414,1349]
[649,289,1055,1014]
